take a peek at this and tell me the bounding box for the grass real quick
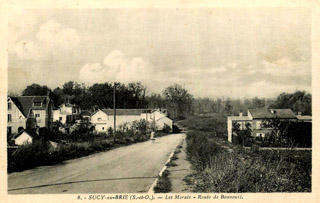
[185,130,311,192]
[154,170,172,193]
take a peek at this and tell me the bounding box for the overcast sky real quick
[8,8,311,98]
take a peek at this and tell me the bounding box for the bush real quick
[8,138,115,173]
[162,123,172,134]
[179,115,227,137]
[154,170,172,193]
[186,131,223,171]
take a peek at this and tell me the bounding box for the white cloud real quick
[79,50,152,84]
[36,20,79,51]
[11,19,80,60]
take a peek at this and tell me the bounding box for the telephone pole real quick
[113,82,116,142]
[146,104,148,135]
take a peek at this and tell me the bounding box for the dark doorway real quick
[18,126,24,133]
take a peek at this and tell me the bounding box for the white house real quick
[7,95,54,135]
[11,130,38,146]
[53,103,81,124]
[227,109,298,143]
[90,109,173,133]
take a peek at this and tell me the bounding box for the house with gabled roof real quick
[227,108,298,143]
[90,109,172,133]
[9,129,39,146]
[7,93,54,135]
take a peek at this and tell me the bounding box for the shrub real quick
[162,123,172,134]
[154,170,172,193]
[186,131,223,171]
[179,115,227,137]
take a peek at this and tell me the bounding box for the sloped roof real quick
[228,116,251,121]
[249,109,297,119]
[296,115,312,120]
[101,109,145,116]
[11,129,39,140]
[33,97,46,102]
[156,116,172,122]
[80,110,92,116]
[9,96,49,117]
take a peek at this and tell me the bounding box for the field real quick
[180,116,312,192]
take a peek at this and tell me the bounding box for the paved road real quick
[8,133,184,194]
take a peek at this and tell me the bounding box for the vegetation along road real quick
[8,133,184,194]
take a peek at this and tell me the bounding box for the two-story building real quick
[227,108,298,143]
[53,103,81,124]
[7,94,54,135]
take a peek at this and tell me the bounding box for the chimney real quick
[239,112,243,117]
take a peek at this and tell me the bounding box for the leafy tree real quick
[22,83,51,96]
[270,91,311,115]
[261,118,294,147]
[232,122,252,146]
[224,99,233,116]
[62,81,75,95]
[163,84,193,119]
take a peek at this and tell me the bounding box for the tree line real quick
[12,82,312,119]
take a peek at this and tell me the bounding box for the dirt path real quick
[166,134,194,192]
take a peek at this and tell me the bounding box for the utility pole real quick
[146,104,148,135]
[113,82,116,143]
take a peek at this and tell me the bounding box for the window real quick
[8,102,12,110]
[8,114,12,122]
[98,118,102,121]
[256,121,262,130]
[35,114,40,118]
[256,133,265,138]
[59,117,62,121]
[34,102,42,107]
[73,108,77,114]
[102,127,105,130]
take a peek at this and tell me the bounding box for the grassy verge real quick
[186,130,311,192]
[154,170,172,193]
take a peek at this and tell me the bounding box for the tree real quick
[52,87,65,107]
[261,118,294,147]
[62,81,75,95]
[224,99,233,116]
[163,84,193,119]
[232,122,252,146]
[270,91,311,115]
[146,93,165,109]
[22,83,51,96]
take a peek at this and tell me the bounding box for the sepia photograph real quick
[3,2,314,198]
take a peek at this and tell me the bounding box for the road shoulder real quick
[166,134,194,192]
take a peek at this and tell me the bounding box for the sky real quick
[8,8,311,98]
